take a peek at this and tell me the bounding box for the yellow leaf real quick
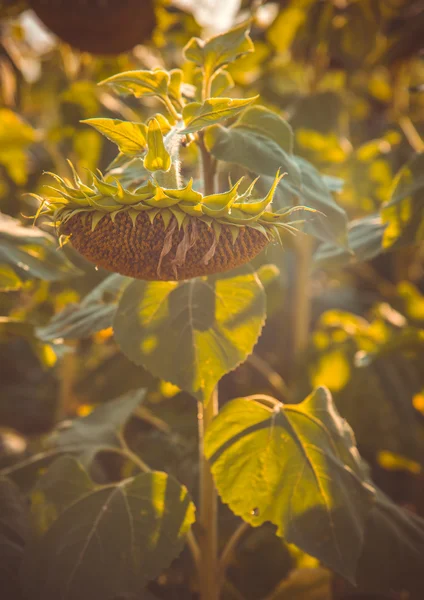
[143,118,172,172]
[82,118,147,155]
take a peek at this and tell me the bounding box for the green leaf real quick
[258,157,348,246]
[21,458,195,600]
[204,106,301,188]
[47,388,146,466]
[144,117,172,172]
[183,21,254,77]
[113,267,267,403]
[81,118,147,155]
[234,106,294,154]
[381,152,424,248]
[0,213,80,286]
[30,456,94,536]
[0,477,30,599]
[313,215,386,270]
[36,274,130,342]
[181,96,257,135]
[210,70,234,97]
[99,69,170,99]
[204,387,375,582]
[205,124,302,189]
[356,488,424,596]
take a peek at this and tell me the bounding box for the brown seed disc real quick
[61,211,269,281]
[29,0,156,55]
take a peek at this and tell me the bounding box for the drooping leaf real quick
[36,274,130,342]
[204,387,375,582]
[0,477,31,600]
[144,118,172,172]
[100,69,170,99]
[21,458,195,600]
[313,214,386,269]
[381,152,424,248]
[0,213,80,289]
[47,388,146,466]
[181,96,257,135]
[183,21,254,77]
[113,267,267,403]
[82,118,148,155]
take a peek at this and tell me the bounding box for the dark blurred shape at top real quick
[27,0,156,55]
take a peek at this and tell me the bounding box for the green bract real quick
[39,166,308,243]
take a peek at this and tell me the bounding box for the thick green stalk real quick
[198,389,219,600]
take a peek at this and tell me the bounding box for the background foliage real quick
[1,1,424,599]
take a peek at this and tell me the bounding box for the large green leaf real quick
[113,268,267,403]
[47,388,146,466]
[82,118,147,155]
[0,477,30,600]
[0,213,80,291]
[37,274,130,342]
[313,214,386,269]
[204,107,302,188]
[181,97,257,135]
[381,153,424,248]
[204,387,375,582]
[21,457,195,600]
[183,21,254,77]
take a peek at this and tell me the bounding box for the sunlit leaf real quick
[181,96,257,135]
[21,457,195,600]
[113,267,267,403]
[100,69,170,99]
[204,387,375,581]
[183,21,254,77]
[144,118,172,172]
[82,118,148,155]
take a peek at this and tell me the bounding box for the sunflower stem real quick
[198,388,219,600]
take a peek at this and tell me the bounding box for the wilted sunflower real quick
[35,163,310,282]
